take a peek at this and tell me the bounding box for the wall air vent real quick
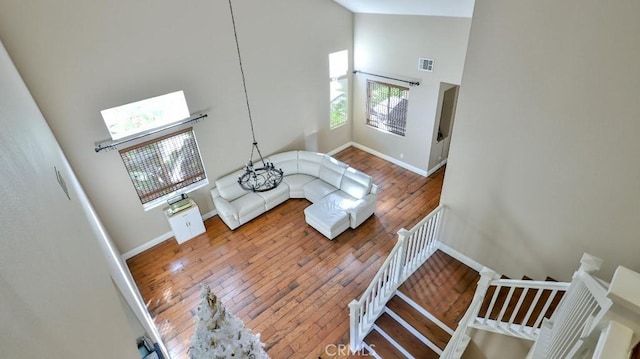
[419,57,434,72]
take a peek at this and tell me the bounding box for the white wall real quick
[0,41,139,358]
[440,0,640,281]
[462,330,532,359]
[0,0,353,253]
[352,14,471,173]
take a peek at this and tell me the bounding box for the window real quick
[119,128,208,210]
[366,80,410,136]
[101,90,190,140]
[329,50,348,129]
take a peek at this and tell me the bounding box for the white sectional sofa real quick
[211,150,377,239]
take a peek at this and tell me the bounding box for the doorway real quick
[428,83,459,172]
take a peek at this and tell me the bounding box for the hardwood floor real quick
[127,147,446,358]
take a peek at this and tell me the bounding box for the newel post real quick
[578,252,603,275]
[477,267,498,296]
[348,300,361,352]
[433,205,445,243]
[396,229,410,283]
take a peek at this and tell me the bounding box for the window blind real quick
[119,127,206,205]
[366,80,409,136]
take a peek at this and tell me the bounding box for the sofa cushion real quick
[215,169,247,202]
[231,192,265,218]
[283,174,315,198]
[340,167,372,200]
[321,191,361,211]
[256,182,290,210]
[319,157,348,188]
[322,191,376,228]
[297,151,324,177]
[303,178,338,203]
[268,151,298,176]
[303,202,349,240]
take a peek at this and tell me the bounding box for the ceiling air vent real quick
[419,57,434,72]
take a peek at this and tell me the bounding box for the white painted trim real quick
[202,208,218,221]
[351,142,428,177]
[395,290,455,336]
[427,158,447,177]
[326,141,354,156]
[362,342,382,359]
[468,319,538,341]
[122,209,218,260]
[436,241,485,273]
[325,141,432,178]
[122,231,174,260]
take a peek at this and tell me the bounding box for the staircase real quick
[349,206,640,358]
[349,206,445,357]
[364,294,447,358]
[360,250,477,358]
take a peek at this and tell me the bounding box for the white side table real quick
[164,199,206,244]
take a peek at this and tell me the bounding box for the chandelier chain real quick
[228,0,283,193]
[228,0,257,144]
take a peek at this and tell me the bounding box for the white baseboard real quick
[122,231,174,260]
[325,141,431,178]
[326,142,354,156]
[436,241,484,273]
[427,158,447,177]
[202,209,217,221]
[122,209,218,260]
[350,142,428,177]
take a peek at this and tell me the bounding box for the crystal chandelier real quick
[228,0,283,192]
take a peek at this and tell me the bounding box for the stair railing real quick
[442,254,600,358]
[529,253,613,359]
[441,272,572,359]
[444,253,640,359]
[532,260,640,359]
[441,267,497,359]
[470,278,570,340]
[348,205,444,352]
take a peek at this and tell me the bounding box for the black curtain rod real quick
[94,113,208,153]
[353,70,420,86]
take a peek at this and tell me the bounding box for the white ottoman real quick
[304,202,349,240]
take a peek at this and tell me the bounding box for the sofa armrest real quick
[211,187,221,199]
[213,197,237,220]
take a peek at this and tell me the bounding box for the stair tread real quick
[397,250,480,329]
[387,296,451,350]
[376,313,439,358]
[364,330,406,359]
